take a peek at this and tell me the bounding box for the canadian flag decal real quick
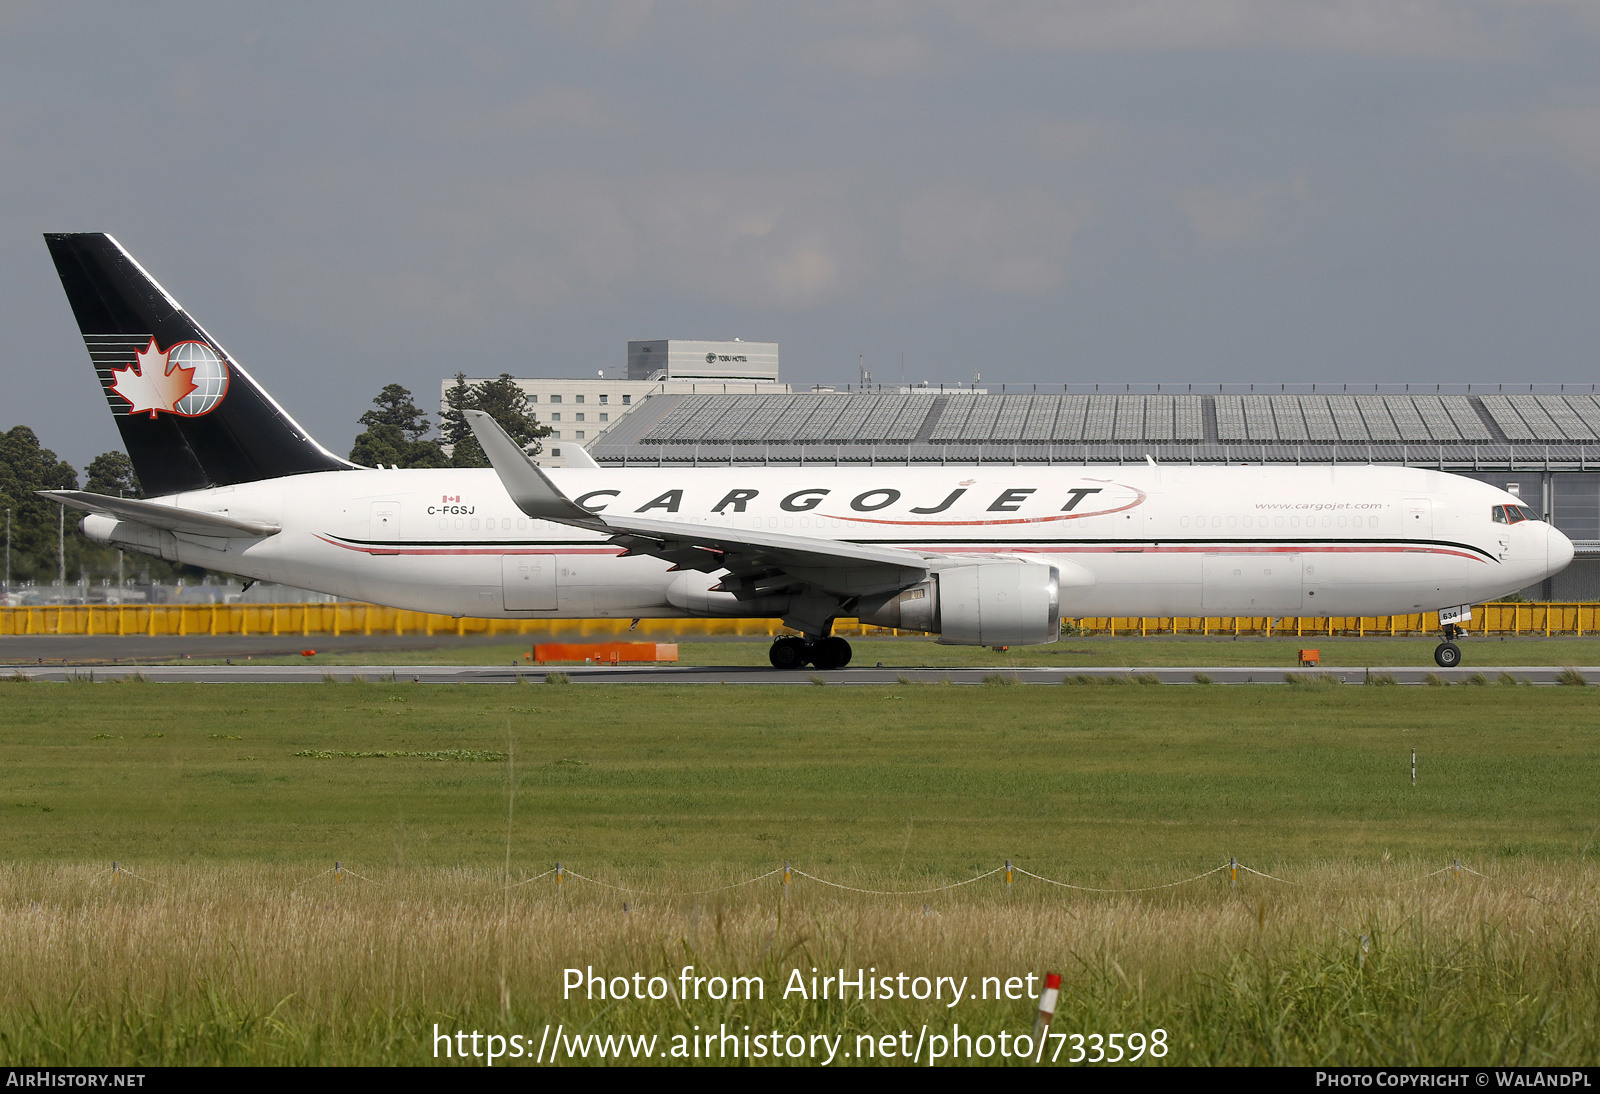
[110,339,228,418]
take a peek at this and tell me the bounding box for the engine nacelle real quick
[859,561,1063,646]
[935,562,1061,646]
[857,579,938,632]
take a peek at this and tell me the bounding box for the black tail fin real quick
[44,233,353,496]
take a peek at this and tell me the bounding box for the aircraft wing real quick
[464,410,929,598]
[39,490,282,537]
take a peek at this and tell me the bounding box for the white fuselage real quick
[96,464,1573,624]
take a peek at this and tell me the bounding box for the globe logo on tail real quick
[110,339,229,418]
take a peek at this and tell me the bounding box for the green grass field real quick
[2,681,1598,1066]
[4,682,1597,869]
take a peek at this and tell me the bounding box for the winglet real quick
[463,410,597,523]
[561,442,599,470]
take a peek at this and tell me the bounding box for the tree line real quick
[348,373,551,468]
[0,428,173,588]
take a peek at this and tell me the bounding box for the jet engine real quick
[859,560,1066,646]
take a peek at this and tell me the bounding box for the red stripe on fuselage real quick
[912,543,1488,562]
[314,534,1488,564]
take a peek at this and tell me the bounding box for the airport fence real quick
[99,855,1493,898]
[0,601,1593,639]
[1070,602,1596,638]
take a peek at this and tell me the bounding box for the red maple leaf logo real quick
[110,339,199,418]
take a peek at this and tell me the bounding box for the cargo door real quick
[502,555,557,610]
[1201,553,1303,612]
[1403,498,1433,540]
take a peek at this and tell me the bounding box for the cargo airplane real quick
[41,233,1573,669]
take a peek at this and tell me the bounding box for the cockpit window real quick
[1494,504,1540,524]
[1516,505,1539,522]
[1492,506,1509,524]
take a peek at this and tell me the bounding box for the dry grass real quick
[2,860,1597,1065]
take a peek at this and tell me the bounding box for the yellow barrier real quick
[0,604,791,640]
[1070,603,1593,638]
[0,602,1590,639]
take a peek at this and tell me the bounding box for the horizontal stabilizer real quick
[39,490,281,537]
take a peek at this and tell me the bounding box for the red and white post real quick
[1034,972,1061,1040]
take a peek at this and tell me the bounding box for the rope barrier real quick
[1013,864,1229,894]
[789,865,1007,896]
[95,857,1499,896]
[291,867,337,889]
[502,867,559,892]
[559,866,785,897]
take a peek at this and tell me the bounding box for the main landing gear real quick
[769,635,853,671]
[1434,623,1463,669]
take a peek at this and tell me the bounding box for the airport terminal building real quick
[445,339,786,466]
[454,346,1600,597]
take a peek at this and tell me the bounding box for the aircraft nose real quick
[1547,524,1575,576]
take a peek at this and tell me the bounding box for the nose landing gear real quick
[767,635,854,670]
[1434,623,1463,668]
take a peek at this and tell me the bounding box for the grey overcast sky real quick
[4,0,1600,468]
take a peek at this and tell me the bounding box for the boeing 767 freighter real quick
[40,234,1573,669]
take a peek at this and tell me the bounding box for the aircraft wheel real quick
[769,636,811,670]
[810,636,853,670]
[1433,642,1461,669]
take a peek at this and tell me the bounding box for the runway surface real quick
[7,663,1595,685]
[0,633,523,663]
